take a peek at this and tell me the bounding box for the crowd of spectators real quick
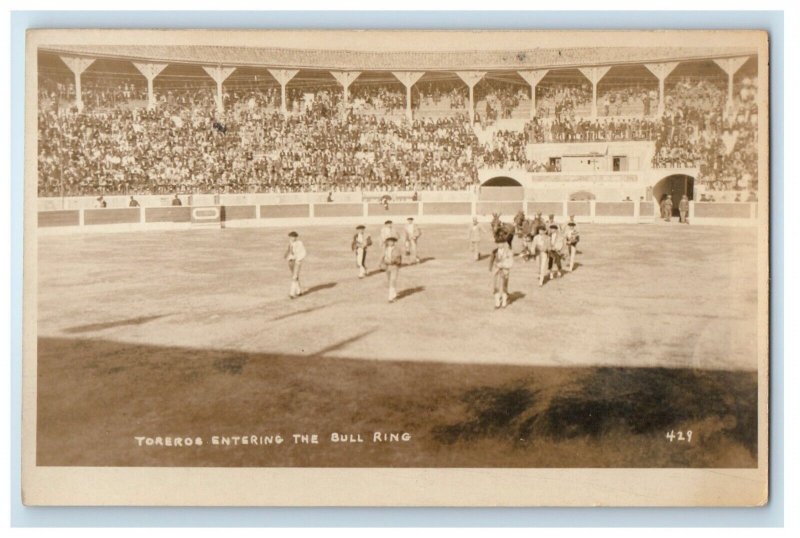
[534,83,592,119]
[474,79,528,124]
[652,77,758,191]
[37,71,759,197]
[349,84,406,116]
[597,86,657,117]
[413,81,467,114]
[37,85,481,196]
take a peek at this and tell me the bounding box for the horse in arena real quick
[491,212,515,247]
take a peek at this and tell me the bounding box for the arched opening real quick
[479,176,524,202]
[482,176,522,187]
[653,174,694,216]
[569,190,596,201]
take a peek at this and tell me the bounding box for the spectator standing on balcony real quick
[285,231,306,299]
[128,196,140,208]
[94,196,107,209]
[351,225,372,279]
[171,194,182,207]
[403,217,422,264]
[679,195,690,224]
[380,235,402,303]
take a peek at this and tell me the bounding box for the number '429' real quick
[665,430,693,443]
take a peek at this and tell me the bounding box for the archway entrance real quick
[652,174,694,216]
[479,176,524,201]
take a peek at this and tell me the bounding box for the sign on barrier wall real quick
[191,206,221,224]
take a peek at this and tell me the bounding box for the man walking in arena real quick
[404,217,422,264]
[380,235,402,303]
[547,223,565,280]
[285,231,306,299]
[679,194,690,224]
[380,220,395,244]
[564,220,580,272]
[489,229,514,309]
[468,217,483,261]
[351,225,373,279]
[532,225,550,287]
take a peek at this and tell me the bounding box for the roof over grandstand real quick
[40,43,758,72]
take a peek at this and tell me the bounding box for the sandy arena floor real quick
[34,223,760,467]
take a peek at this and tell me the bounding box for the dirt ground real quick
[35,222,759,467]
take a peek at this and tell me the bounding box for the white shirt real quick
[289,240,306,262]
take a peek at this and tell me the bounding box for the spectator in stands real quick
[171,194,182,206]
[129,196,140,207]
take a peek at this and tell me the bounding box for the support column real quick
[578,66,611,118]
[392,71,425,122]
[455,71,487,125]
[268,69,300,115]
[713,57,749,117]
[644,62,679,116]
[517,69,549,119]
[330,70,361,115]
[60,55,95,112]
[202,66,236,115]
[132,61,168,110]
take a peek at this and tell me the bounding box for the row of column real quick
[58,54,753,120]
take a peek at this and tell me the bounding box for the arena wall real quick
[693,202,753,219]
[145,207,192,223]
[220,205,257,221]
[260,204,311,219]
[527,202,565,216]
[84,208,141,226]
[38,210,80,227]
[422,202,473,215]
[567,201,591,217]
[367,202,420,217]
[36,198,758,235]
[313,203,364,218]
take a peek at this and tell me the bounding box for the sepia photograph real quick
[21,27,770,506]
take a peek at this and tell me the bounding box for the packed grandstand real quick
[36,48,759,198]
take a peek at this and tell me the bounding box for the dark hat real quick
[385,235,398,243]
[537,226,547,233]
[549,224,558,230]
[288,231,298,237]
[384,220,393,225]
[407,217,414,221]
[567,221,576,227]
[355,225,365,230]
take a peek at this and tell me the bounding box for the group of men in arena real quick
[487,212,580,310]
[284,216,422,303]
[283,212,579,310]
